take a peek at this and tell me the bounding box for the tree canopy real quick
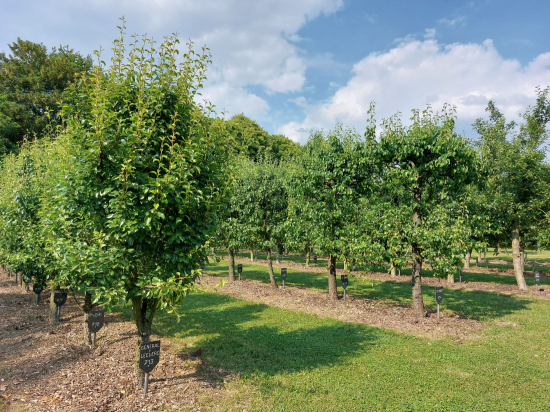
[0,38,93,155]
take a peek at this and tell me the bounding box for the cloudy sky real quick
[2,0,549,143]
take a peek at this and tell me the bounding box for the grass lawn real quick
[120,286,550,411]
[229,249,550,275]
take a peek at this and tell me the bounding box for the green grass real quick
[206,260,532,321]
[119,289,550,411]
[230,248,550,273]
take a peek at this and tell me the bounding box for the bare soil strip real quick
[200,275,484,342]
[0,272,241,412]
[233,256,550,299]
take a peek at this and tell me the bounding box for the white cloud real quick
[438,16,467,28]
[1,0,343,119]
[279,38,550,143]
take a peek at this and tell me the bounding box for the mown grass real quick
[119,285,550,411]
[230,249,550,274]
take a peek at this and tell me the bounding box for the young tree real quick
[474,88,550,289]
[233,157,288,287]
[293,125,376,300]
[46,24,231,387]
[378,105,478,316]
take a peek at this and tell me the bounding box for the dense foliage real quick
[0,39,93,155]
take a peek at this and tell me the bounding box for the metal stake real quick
[437,303,440,319]
[35,293,40,306]
[144,372,149,394]
[459,269,462,283]
[343,289,346,302]
[56,306,60,323]
[92,332,96,345]
[14,272,18,285]
[282,280,285,289]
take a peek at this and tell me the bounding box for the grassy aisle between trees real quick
[230,250,550,277]
[205,261,534,321]
[119,289,550,411]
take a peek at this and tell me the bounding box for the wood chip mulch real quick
[0,270,244,412]
[200,275,484,342]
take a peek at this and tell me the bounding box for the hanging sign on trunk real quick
[54,289,68,307]
[88,309,105,333]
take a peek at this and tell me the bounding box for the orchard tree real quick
[474,88,550,289]
[378,105,478,316]
[234,157,288,287]
[47,24,231,387]
[293,125,376,300]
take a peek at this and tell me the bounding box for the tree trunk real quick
[328,255,337,301]
[266,250,278,288]
[228,249,236,282]
[512,219,528,290]
[275,245,281,264]
[483,250,486,262]
[49,282,59,324]
[22,280,29,292]
[447,273,455,284]
[17,272,22,287]
[82,291,93,344]
[132,296,160,389]
[343,257,348,273]
[412,193,424,318]
[390,263,397,277]
[463,249,472,269]
[305,246,311,267]
[411,245,425,317]
[497,243,501,254]
[522,249,526,272]
[250,250,254,262]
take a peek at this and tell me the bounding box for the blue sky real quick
[2,0,549,143]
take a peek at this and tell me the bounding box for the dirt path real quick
[200,275,484,342]
[0,270,242,412]
[233,256,550,300]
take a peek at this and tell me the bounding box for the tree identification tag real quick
[88,309,104,333]
[139,340,161,373]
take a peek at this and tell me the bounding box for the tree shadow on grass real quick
[152,292,385,378]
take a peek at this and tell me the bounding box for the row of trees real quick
[0,24,549,386]
[216,94,550,317]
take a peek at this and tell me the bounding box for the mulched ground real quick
[0,255,538,410]
[201,275,484,342]
[0,269,244,412]
[234,256,550,299]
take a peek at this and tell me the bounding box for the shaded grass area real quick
[205,261,531,321]
[119,290,550,411]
